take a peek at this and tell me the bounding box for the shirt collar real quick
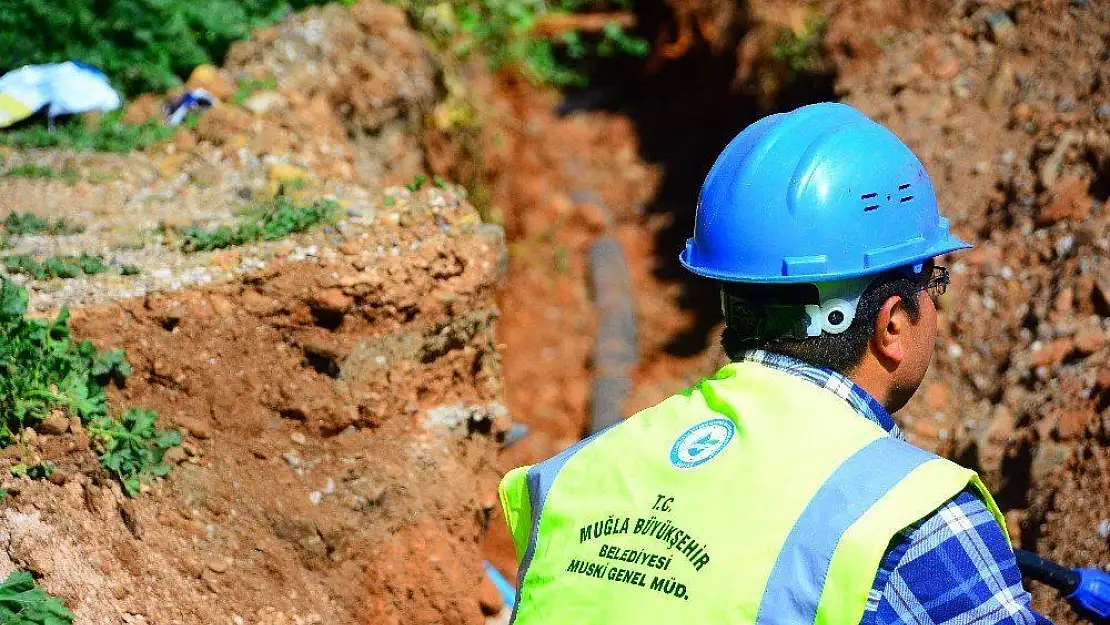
[738,349,904,439]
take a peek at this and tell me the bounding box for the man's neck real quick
[848,357,895,413]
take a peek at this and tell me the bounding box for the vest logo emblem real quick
[669,418,735,469]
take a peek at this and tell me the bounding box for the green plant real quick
[119,264,142,277]
[0,281,111,442]
[0,110,176,153]
[771,13,828,78]
[10,461,54,480]
[0,570,73,624]
[231,76,280,106]
[91,349,132,385]
[1,164,79,184]
[0,280,179,496]
[406,174,429,192]
[181,196,340,252]
[2,213,84,236]
[5,253,109,280]
[394,0,649,87]
[554,245,568,274]
[0,0,345,97]
[88,408,182,497]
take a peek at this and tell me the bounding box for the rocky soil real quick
[827,1,1108,618]
[0,3,512,623]
[0,0,1106,622]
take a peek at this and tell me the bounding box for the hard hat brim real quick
[680,234,972,284]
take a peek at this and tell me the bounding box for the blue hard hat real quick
[680,102,970,283]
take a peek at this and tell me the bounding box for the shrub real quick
[0,0,645,95]
[770,13,828,79]
[0,110,176,153]
[0,0,344,96]
[394,0,649,87]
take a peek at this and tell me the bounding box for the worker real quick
[498,102,1051,625]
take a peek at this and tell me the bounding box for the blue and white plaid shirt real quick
[740,350,1052,625]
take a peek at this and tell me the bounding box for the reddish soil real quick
[2,189,509,624]
[1,0,1107,620]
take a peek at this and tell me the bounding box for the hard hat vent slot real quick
[861,192,880,211]
[898,183,913,203]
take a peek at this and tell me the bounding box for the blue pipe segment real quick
[483,560,518,609]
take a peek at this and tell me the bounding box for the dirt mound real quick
[828,3,1109,596]
[0,2,514,622]
[225,1,439,188]
[0,183,507,624]
[1029,427,1110,621]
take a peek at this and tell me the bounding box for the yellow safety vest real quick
[499,360,1005,624]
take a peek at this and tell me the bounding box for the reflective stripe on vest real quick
[499,362,1005,625]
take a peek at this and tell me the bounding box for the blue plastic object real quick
[502,423,529,449]
[1069,568,1110,622]
[483,560,518,609]
[680,102,970,283]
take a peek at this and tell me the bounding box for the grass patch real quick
[0,279,179,496]
[0,110,176,153]
[181,195,340,252]
[0,570,73,624]
[2,164,79,184]
[5,253,108,280]
[3,212,85,236]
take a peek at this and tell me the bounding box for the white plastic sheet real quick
[0,61,121,128]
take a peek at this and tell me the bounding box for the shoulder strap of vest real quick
[814,452,1006,625]
[500,465,533,561]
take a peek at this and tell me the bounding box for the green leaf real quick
[0,570,75,624]
[91,408,181,497]
[91,349,131,383]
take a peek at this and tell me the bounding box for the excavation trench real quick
[480,3,1110,624]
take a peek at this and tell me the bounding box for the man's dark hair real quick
[721,270,925,375]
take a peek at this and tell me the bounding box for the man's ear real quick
[871,295,908,368]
